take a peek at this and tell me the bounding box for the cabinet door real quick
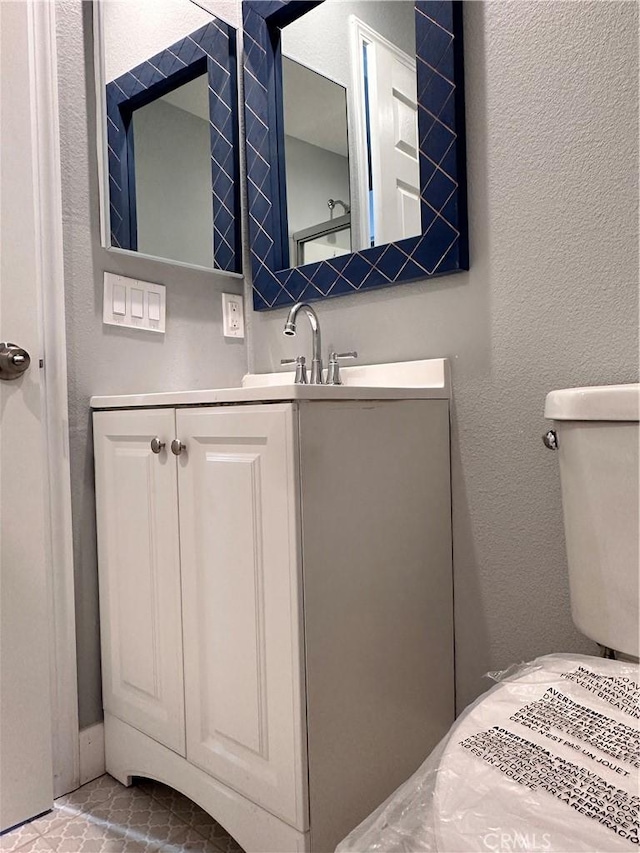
[177,405,308,831]
[93,409,185,755]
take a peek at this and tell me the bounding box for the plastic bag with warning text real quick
[336,654,639,852]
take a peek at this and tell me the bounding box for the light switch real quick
[148,292,161,322]
[112,283,126,315]
[131,288,144,318]
[103,272,165,333]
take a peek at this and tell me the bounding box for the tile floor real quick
[0,775,245,853]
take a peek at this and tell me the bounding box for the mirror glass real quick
[97,0,239,271]
[282,58,351,265]
[131,73,213,267]
[280,0,419,269]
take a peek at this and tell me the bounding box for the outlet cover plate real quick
[222,292,245,339]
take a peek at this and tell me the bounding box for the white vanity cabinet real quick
[93,396,454,853]
[93,409,185,755]
[176,405,306,829]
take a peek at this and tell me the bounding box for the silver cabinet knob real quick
[543,430,558,450]
[171,439,185,456]
[150,437,165,454]
[0,342,31,380]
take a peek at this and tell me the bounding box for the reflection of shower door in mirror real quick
[281,57,352,268]
[350,18,420,248]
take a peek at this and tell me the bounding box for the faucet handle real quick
[330,351,358,361]
[280,355,308,384]
[326,351,358,385]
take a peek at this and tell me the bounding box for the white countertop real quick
[90,358,451,409]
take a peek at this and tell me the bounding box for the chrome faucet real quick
[283,302,324,384]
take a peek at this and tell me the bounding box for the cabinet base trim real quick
[104,715,309,853]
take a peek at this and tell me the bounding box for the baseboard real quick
[79,722,105,786]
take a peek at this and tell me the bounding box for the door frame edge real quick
[29,0,81,798]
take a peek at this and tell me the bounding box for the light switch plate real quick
[222,292,245,339]
[103,273,166,333]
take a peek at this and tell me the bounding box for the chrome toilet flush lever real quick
[326,351,358,385]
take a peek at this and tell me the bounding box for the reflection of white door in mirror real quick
[349,16,420,248]
[279,1,419,266]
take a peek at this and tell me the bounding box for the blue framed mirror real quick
[243,0,467,310]
[98,3,241,273]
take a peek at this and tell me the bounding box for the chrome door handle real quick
[0,342,31,380]
[150,437,165,454]
[171,439,185,456]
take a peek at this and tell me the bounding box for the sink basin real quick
[90,359,450,409]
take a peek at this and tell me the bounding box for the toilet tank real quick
[545,384,639,658]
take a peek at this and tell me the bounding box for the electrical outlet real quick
[222,293,245,339]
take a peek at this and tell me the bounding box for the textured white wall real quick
[56,0,246,728]
[102,0,239,81]
[247,1,639,710]
[281,1,415,87]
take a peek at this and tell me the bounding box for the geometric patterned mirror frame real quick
[243,0,467,310]
[106,20,241,272]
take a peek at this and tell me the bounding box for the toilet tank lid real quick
[545,383,640,421]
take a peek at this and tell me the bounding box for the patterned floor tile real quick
[2,775,245,853]
[131,782,185,813]
[0,823,41,852]
[6,838,53,853]
[55,777,122,813]
[28,806,74,837]
[82,789,160,826]
[134,780,243,852]
[40,815,129,853]
[186,815,243,853]
[203,831,243,853]
[155,840,221,853]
